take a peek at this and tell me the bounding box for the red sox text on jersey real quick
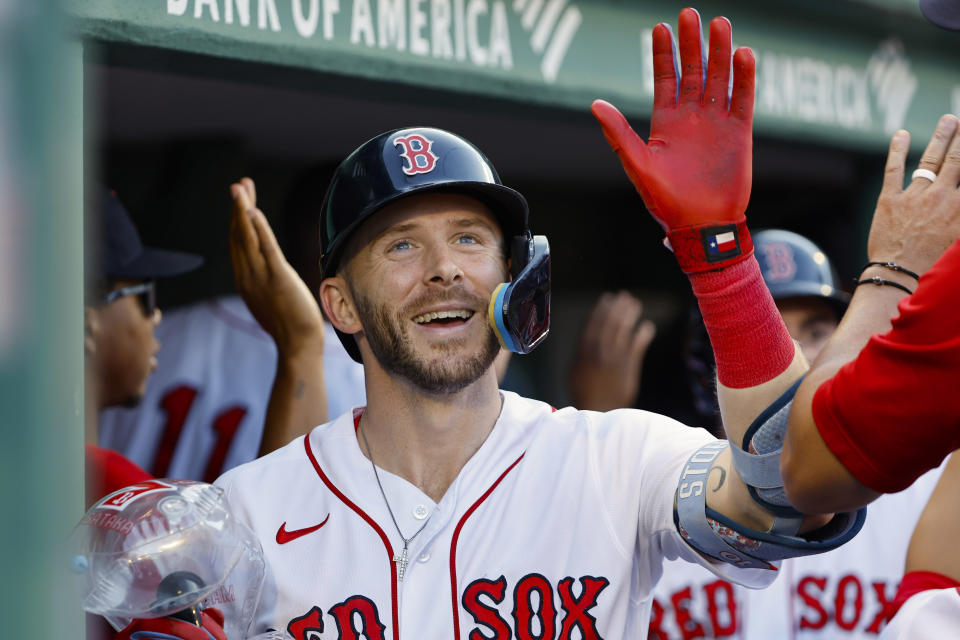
[216,394,775,638]
[283,574,610,640]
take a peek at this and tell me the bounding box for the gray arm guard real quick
[674,380,867,570]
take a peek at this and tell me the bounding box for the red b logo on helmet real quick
[761,241,797,282]
[393,134,438,176]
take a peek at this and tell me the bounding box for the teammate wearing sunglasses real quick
[84,188,202,508]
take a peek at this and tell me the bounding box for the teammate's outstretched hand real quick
[592,8,756,272]
[867,114,960,276]
[229,177,325,358]
[568,291,656,412]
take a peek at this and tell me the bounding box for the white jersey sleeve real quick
[581,408,778,593]
[99,295,365,482]
[879,587,960,639]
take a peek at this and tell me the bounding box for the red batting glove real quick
[115,608,228,640]
[592,8,757,273]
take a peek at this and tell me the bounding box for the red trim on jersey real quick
[891,570,960,618]
[449,453,526,640]
[302,433,400,640]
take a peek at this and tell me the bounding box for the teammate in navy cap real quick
[753,229,849,363]
[84,188,202,506]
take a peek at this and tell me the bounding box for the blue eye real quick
[457,235,477,244]
[392,240,412,251]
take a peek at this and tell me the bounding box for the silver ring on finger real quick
[911,168,938,183]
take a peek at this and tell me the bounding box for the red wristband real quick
[667,218,754,274]
[689,257,795,388]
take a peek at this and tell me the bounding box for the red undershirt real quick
[812,238,960,493]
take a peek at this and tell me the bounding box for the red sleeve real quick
[811,238,960,493]
[85,444,153,509]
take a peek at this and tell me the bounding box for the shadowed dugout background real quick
[90,42,881,415]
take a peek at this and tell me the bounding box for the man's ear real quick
[319,276,362,335]
[83,307,99,356]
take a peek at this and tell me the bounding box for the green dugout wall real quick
[74,0,958,149]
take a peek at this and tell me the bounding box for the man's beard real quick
[352,288,501,395]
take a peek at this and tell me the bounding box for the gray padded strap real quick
[675,441,777,571]
[675,440,868,569]
[728,399,791,489]
[769,514,804,535]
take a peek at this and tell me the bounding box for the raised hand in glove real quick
[115,608,228,640]
[592,8,756,273]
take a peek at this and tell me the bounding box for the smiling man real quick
[336,193,505,400]
[213,10,870,639]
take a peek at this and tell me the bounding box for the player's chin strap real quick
[674,379,867,570]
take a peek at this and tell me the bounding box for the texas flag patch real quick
[701,224,741,263]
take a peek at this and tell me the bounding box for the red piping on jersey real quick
[449,452,525,640]
[302,433,400,640]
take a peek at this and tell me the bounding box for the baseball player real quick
[85,188,202,506]
[777,116,960,639]
[212,10,869,637]
[99,176,368,480]
[783,113,960,512]
[98,296,366,482]
[880,453,960,639]
[649,115,960,638]
[84,189,202,640]
[646,229,947,639]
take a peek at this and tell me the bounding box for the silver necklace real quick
[360,422,432,582]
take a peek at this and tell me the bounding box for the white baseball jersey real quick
[648,463,946,639]
[215,392,776,639]
[879,586,960,639]
[99,295,366,482]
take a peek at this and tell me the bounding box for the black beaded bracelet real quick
[860,261,920,281]
[855,276,914,295]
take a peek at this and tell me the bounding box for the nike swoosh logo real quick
[276,514,330,545]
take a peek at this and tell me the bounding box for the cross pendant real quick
[393,546,409,582]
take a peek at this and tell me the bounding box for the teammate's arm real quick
[905,452,960,581]
[568,291,655,411]
[593,9,820,537]
[229,178,329,455]
[781,118,960,513]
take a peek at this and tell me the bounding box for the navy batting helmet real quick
[754,229,849,319]
[320,127,529,278]
[320,127,549,363]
